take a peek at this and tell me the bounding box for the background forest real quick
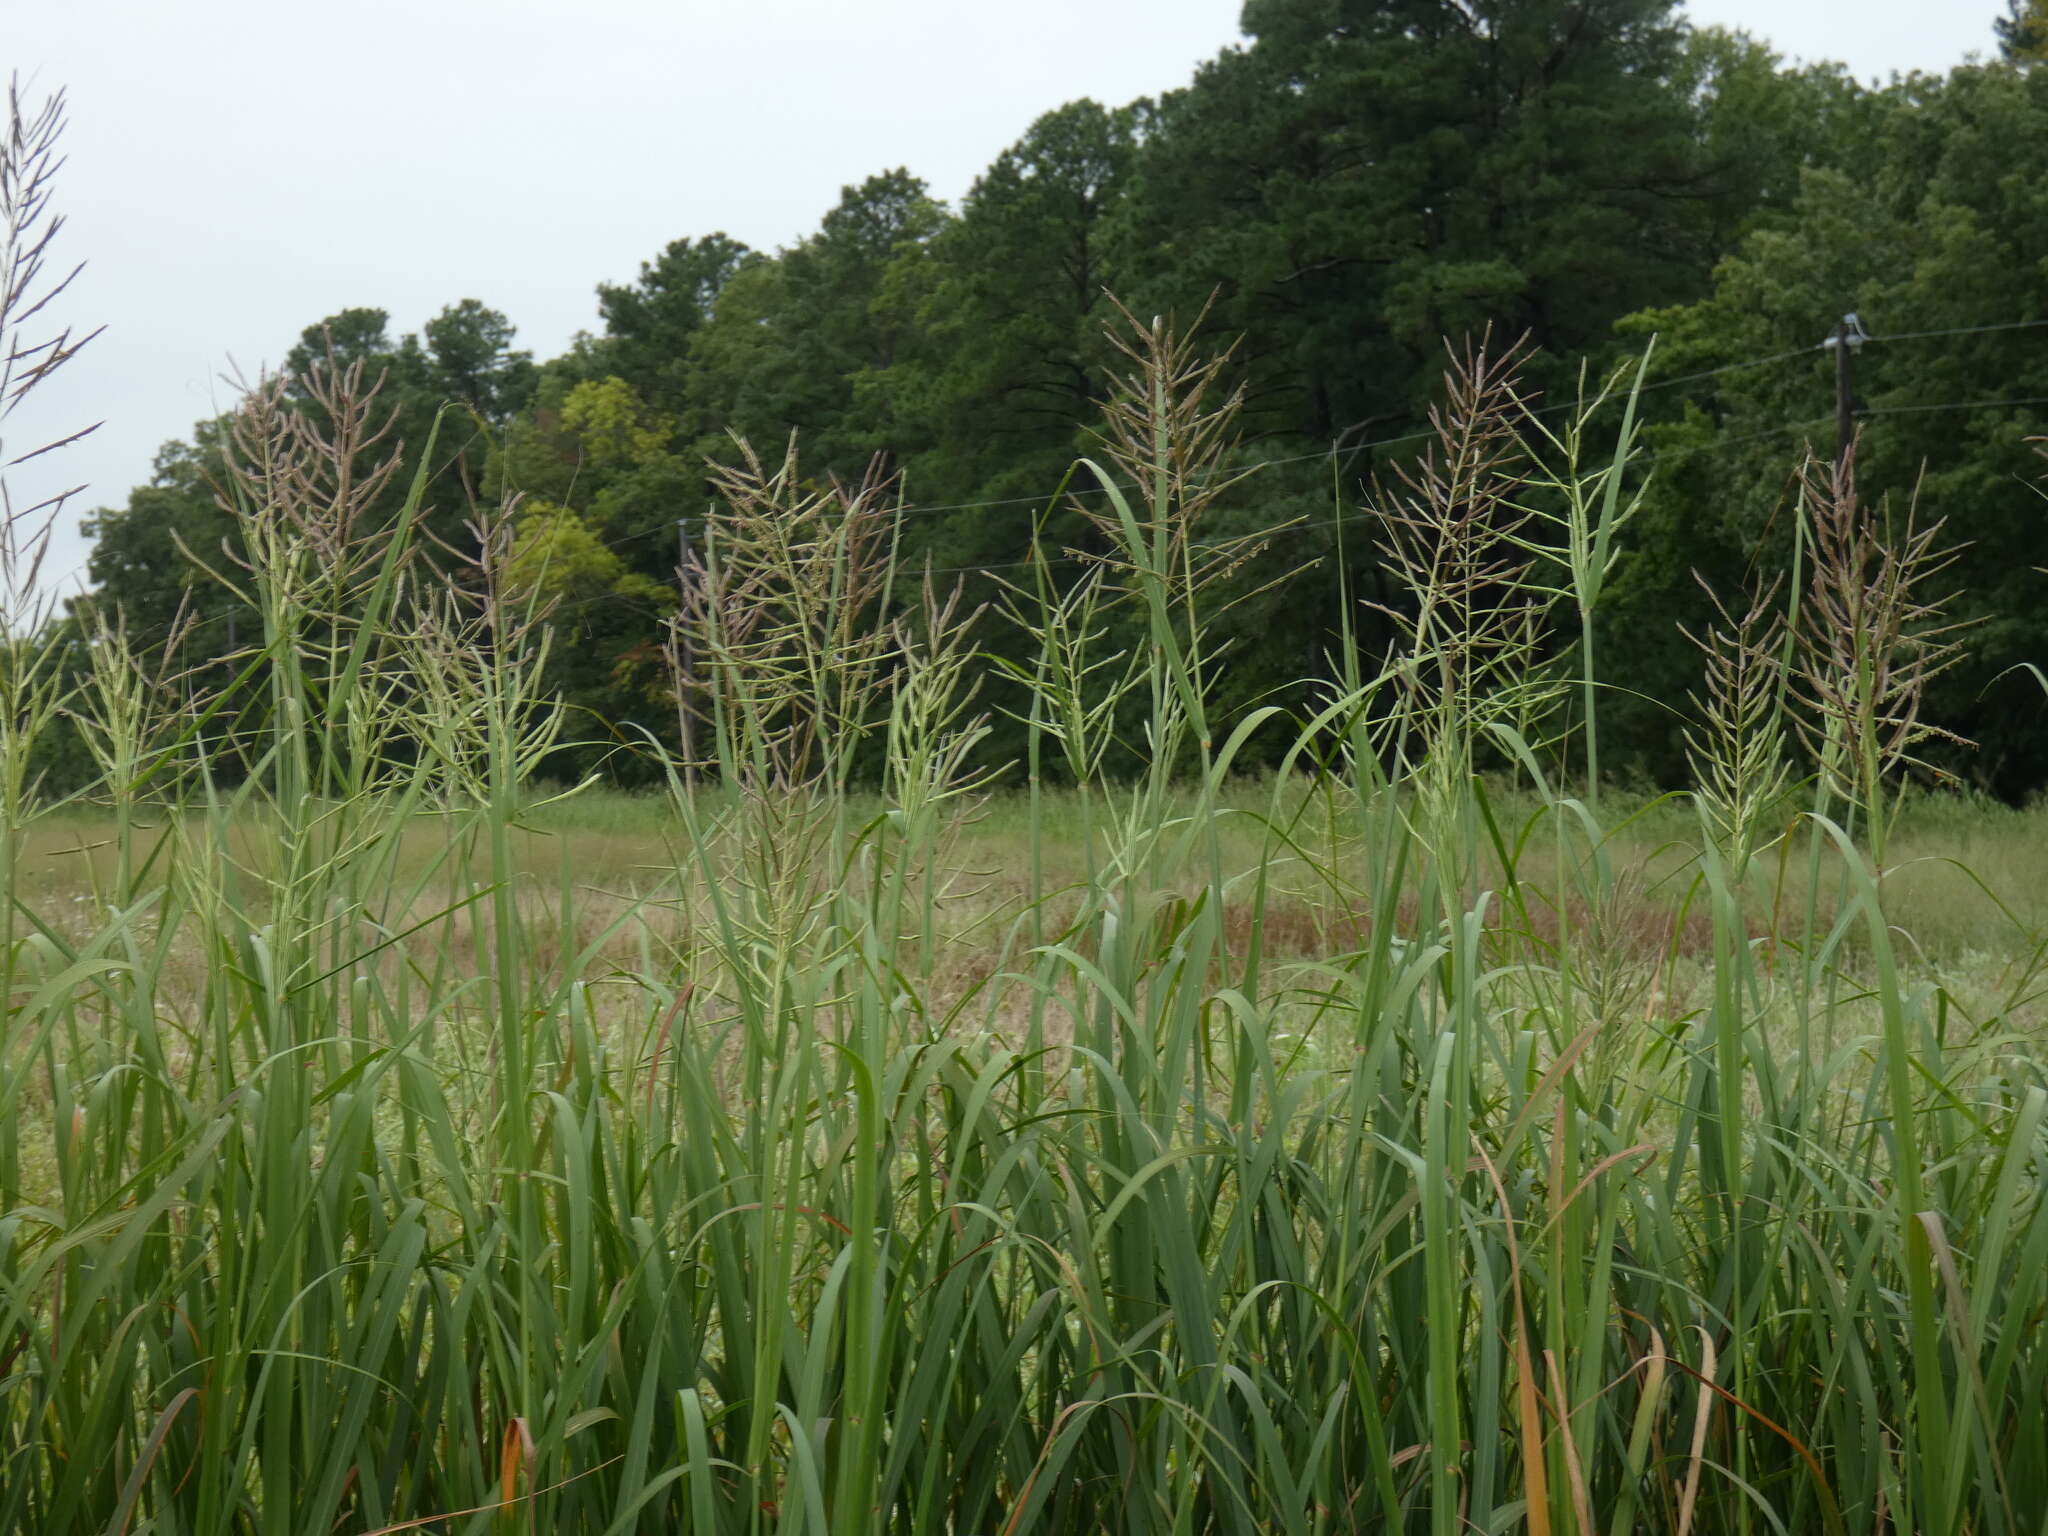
[62,0,2048,793]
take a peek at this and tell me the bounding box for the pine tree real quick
[1997,0,2048,63]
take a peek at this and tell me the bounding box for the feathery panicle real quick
[1083,294,1269,602]
[1367,332,1556,776]
[1793,445,1975,864]
[675,434,898,792]
[1683,570,1793,874]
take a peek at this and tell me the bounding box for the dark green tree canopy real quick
[1998,0,2048,62]
[666,171,951,488]
[422,299,536,420]
[882,101,1140,516]
[595,233,756,414]
[1124,0,1716,454]
[1607,61,2048,792]
[285,307,393,379]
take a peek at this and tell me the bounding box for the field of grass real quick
[15,776,2048,1048]
[2,321,2045,1536]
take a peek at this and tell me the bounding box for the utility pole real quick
[1822,312,1870,474]
[675,516,696,790]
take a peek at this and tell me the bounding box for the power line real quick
[1867,318,2048,344]
[593,336,1829,549]
[51,335,2048,649]
[1868,393,2048,418]
[596,317,2045,552]
[130,389,2042,604]
[910,391,2048,578]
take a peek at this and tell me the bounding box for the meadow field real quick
[14,776,2048,1056]
[3,316,2046,1536]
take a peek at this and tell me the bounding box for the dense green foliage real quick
[74,0,2048,792]
[1611,60,2048,791]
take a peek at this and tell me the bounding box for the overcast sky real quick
[4,0,2014,602]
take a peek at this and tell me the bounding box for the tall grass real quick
[2,103,2045,1533]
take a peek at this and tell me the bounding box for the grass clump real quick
[2,91,2045,1536]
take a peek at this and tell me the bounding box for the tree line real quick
[67,0,2048,794]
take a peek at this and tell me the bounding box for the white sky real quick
[4,0,2013,601]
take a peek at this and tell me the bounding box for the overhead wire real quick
[47,320,2048,650]
[1866,317,2048,344]
[67,387,2048,647]
[598,335,1830,548]
[910,391,2048,578]
[594,317,2043,553]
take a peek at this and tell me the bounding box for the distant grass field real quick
[23,774,2048,979]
